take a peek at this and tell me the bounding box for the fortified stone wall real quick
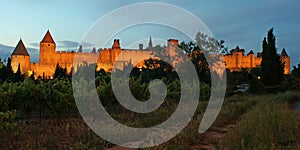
[10,31,291,79]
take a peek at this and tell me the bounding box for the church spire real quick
[148,36,153,50]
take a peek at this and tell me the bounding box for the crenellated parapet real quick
[11,30,291,79]
[223,46,290,74]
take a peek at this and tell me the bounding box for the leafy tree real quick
[178,41,211,84]
[179,41,198,55]
[179,32,227,84]
[261,28,284,86]
[195,32,227,54]
[190,49,210,84]
[133,58,178,83]
[50,79,75,117]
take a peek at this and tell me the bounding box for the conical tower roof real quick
[281,48,288,57]
[41,30,55,43]
[12,39,30,56]
[247,50,254,55]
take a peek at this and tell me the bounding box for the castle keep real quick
[11,30,290,78]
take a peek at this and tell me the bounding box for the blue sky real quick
[0,0,299,66]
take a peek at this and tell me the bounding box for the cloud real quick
[57,40,80,49]
[29,40,95,51]
[30,43,39,48]
[56,41,94,50]
[81,41,94,48]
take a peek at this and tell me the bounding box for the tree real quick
[178,41,210,84]
[261,28,284,86]
[6,57,13,74]
[0,59,13,82]
[178,32,228,84]
[14,64,24,82]
[195,32,227,54]
[53,63,68,79]
[78,45,83,52]
[292,63,300,78]
[92,47,96,53]
[179,41,198,55]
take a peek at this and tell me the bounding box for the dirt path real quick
[106,124,235,150]
[190,124,235,150]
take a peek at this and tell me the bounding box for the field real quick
[1,91,300,149]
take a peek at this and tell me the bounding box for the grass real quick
[1,91,300,149]
[218,91,300,150]
[1,118,109,149]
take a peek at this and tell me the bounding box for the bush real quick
[200,82,211,101]
[0,111,19,144]
[219,93,300,149]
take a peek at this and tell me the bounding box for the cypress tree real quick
[261,28,284,86]
[14,63,24,82]
[53,63,67,79]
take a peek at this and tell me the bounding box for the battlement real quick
[56,51,74,54]
[223,47,290,74]
[10,30,291,79]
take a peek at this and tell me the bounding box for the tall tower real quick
[11,39,31,75]
[111,39,122,63]
[280,48,290,74]
[247,50,255,68]
[40,30,56,65]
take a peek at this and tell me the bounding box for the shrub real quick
[0,110,19,145]
[219,96,300,149]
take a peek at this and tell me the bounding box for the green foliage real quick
[261,28,284,86]
[0,111,19,143]
[248,76,267,94]
[53,63,68,80]
[178,41,211,84]
[200,82,211,101]
[0,58,13,83]
[14,64,25,82]
[130,58,178,84]
[292,63,300,78]
[49,79,75,118]
[0,77,77,119]
[227,69,252,95]
[219,92,300,149]
[212,94,257,127]
[96,79,116,107]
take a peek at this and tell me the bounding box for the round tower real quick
[11,39,31,75]
[40,30,56,65]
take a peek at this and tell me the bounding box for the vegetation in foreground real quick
[1,91,300,149]
[218,91,300,150]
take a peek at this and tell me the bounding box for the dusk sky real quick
[0,0,299,66]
